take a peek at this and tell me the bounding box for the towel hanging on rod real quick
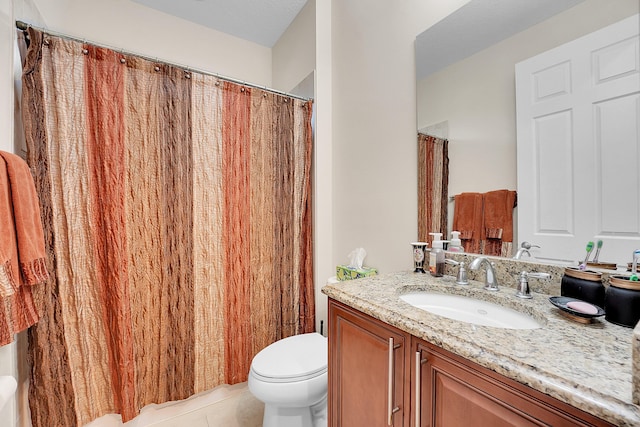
[0,150,49,346]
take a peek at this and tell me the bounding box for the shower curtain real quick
[21,28,314,426]
[417,133,449,243]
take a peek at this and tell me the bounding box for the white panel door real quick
[516,14,640,266]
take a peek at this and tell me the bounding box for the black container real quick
[561,268,605,308]
[605,275,640,328]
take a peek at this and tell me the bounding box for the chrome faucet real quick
[469,257,499,291]
[513,241,540,259]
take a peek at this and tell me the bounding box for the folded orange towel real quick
[483,189,517,256]
[452,193,483,254]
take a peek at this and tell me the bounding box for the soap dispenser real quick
[428,232,445,277]
[449,231,465,253]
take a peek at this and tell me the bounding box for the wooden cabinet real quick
[329,299,411,427]
[328,298,614,427]
[412,339,613,427]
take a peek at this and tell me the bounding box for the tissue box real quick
[336,265,378,281]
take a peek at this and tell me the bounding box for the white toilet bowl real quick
[248,332,328,427]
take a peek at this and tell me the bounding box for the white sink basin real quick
[400,292,542,329]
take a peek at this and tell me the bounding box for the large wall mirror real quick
[416,0,640,265]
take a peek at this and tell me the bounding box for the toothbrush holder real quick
[605,275,640,328]
[561,267,605,308]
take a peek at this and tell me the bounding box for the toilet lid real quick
[251,333,327,381]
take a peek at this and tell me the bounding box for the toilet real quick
[248,332,328,427]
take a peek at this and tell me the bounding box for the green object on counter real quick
[336,265,378,281]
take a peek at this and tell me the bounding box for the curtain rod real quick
[15,20,312,102]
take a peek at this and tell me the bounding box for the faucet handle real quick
[521,241,540,249]
[527,272,551,280]
[516,271,550,299]
[456,261,469,285]
[445,259,469,285]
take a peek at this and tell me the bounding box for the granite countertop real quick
[322,270,640,426]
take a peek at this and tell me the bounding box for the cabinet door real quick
[329,299,410,427]
[412,338,613,427]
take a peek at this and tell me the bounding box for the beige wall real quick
[417,0,640,213]
[330,0,469,274]
[1,0,11,153]
[312,1,332,331]
[272,0,315,92]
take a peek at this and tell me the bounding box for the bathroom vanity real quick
[323,270,640,426]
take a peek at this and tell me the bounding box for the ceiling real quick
[131,0,308,47]
[130,0,586,71]
[415,0,585,79]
